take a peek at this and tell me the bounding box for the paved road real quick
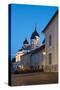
[11,72,58,86]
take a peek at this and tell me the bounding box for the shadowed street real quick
[11,72,58,86]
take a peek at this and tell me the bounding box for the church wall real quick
[21,53,31,70]
[30,48,45,70]
[16,51,24,62]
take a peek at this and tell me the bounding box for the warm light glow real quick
[43,52,46,55]
[16,51,24,62]
[19,65,24,70]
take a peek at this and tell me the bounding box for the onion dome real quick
[31,27,40,39]
[23,38,29,44]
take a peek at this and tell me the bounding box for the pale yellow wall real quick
[21,53,30,70]
[44,13,58,72]
[16,51,24,62]
[16,54,20,62]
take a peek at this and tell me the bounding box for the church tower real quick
[30,26,40,49]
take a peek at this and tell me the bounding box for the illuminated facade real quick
[43,10,58,72]
[13,10,58,72]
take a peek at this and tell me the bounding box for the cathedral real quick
[15,27,45,71]
[12,10,58,73]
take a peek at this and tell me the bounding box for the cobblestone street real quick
[11,72,58,86]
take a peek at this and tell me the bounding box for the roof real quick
[31,27,40,39]
[32,44,45,54]
[18,48,23,51]
[18,45,31,52]
[22,44,45,56]
[42,9,58,33]
[23,45,31,50]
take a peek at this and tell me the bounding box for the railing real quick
[44,64,58,72]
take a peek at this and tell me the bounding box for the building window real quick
[49,53,52,64]
[49,34,52,46]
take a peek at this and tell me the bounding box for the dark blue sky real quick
[10,4,58,58]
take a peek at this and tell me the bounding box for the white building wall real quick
[16,51,24,62]
[44,12,58,72]
[31,49,45,70]
[21,53,30,70]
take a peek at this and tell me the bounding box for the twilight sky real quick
[10,4,58,58]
